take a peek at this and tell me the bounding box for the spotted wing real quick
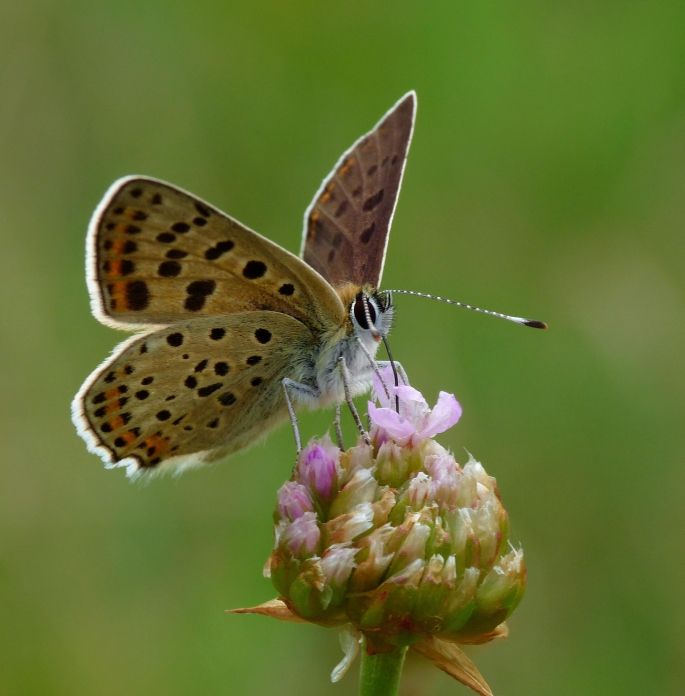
[87,177,345,331]
[301,92,416,290]
[72,312,316,475]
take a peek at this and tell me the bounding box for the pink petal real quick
[421,392,462,438]
[394,384,426,404]
[394,384,430,430]
[368,402,416,441]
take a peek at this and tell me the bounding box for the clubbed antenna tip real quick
[523,320,548,329]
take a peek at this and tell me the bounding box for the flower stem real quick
[359,640,407,696]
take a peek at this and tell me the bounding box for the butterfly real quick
[72,92,416,476]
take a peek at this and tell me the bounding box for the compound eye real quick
[353,292,377,330]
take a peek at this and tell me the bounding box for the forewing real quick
[72,312,315,475]
[87,177,345,331]
[301,92,416,289]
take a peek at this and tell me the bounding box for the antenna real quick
[382,290,548,329]
[361,294,381,341]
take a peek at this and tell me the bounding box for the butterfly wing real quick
[87,176,345,331]
[72,312,317,474]
[301,92,416,289]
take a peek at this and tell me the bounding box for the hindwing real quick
[72,312,316,474]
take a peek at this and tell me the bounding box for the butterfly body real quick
[73,93,415,475]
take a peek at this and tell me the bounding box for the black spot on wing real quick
[205,240,234,260]
[158,261,181,277]
[126,281,150,310]
[362,189,384,211]
[120,260,135,275]
[255,328,271,344]
[218,392,236,406]
[187,280,216,296]
[360,223,375,244]
[243,260,267,279]
[185,296,205,311]
[214,362,229,376]
[184,280,216,312]
[198,383,223,397]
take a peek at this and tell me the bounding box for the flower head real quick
[234,374,525,696]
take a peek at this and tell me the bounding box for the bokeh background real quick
[1,1,684,694]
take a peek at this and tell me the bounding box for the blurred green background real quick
[1,1,684,694]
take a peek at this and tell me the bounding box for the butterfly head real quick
[349,287,394,344]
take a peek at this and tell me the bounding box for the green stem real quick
[358,640,407,696]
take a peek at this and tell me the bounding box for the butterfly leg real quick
[337,356,370,446]
[376,360,409,385]
[355,337,391,401]
[281,379,303,453]
[282,378,325,454]
[333,404,345,451]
